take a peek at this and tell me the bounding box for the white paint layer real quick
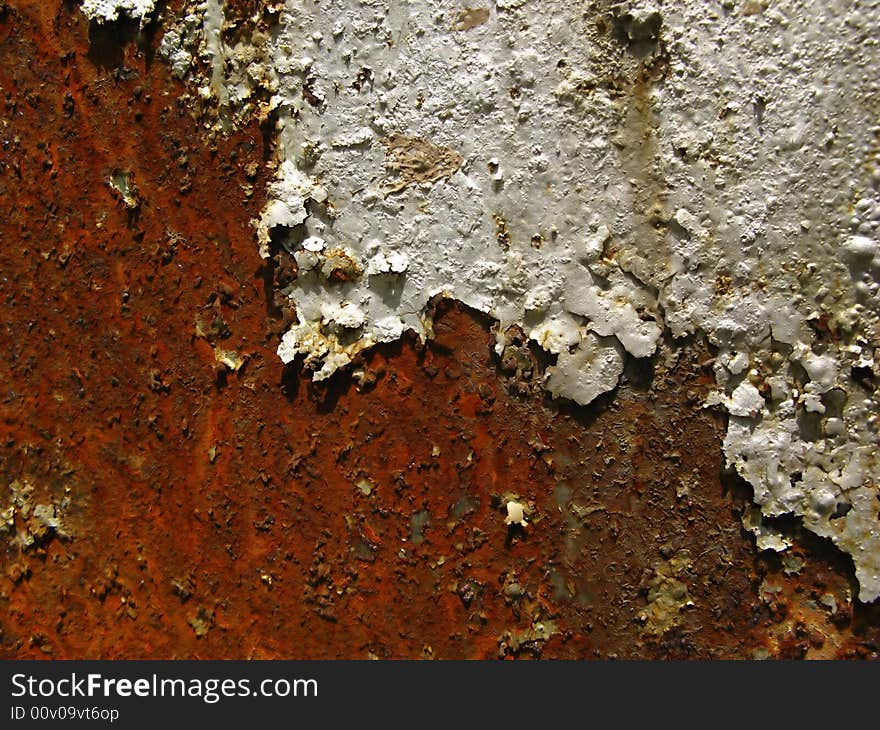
[80,0,155,24]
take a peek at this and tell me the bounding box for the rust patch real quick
[453,7,490,32]
[380,134,463,195]
[0,0,878,660]
[493,214,511,250]
[742,0,771,16]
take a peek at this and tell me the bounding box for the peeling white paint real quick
[80,0,155,24]
[504,500,528,528]
[160,0,880,601]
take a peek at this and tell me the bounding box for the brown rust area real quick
[380,133,463,196]
[0,1,879,660]
[452,7,490,32]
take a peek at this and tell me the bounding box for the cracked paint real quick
[158,0,880,601]
[1,0,879,660]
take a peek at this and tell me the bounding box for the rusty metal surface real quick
[1,0,878,659]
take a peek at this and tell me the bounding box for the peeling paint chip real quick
[80,0,155,24]
[108,169,139,209]
[504,500,528,527]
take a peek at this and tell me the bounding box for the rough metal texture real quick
[163,0,880,599]
[0,0,879,659]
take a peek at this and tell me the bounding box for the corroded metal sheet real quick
[1,0,878,659]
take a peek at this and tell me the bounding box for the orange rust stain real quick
[0,0,878,660]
